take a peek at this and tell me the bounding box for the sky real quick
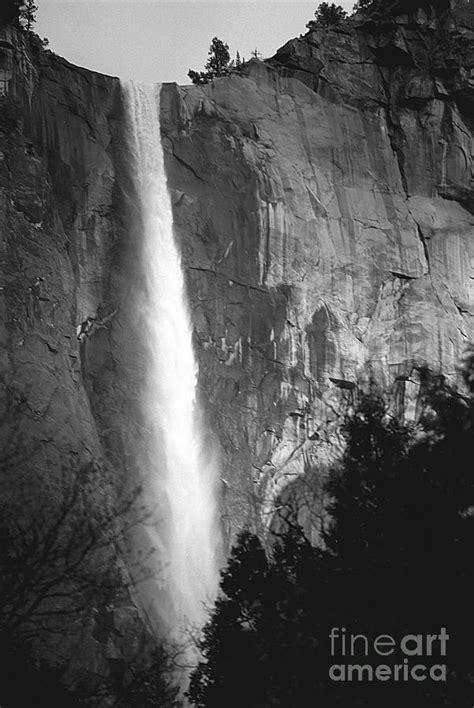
[34,1,357,85]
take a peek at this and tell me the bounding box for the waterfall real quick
[122,82,221,642]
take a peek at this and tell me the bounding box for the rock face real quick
[160,6,473,534]
[0,26,122,470]
[0,27,143,679]
[0,1,473,655]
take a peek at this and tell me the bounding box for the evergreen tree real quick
[188,37,231,85]
[189,356,474,706]
[352,0,453,16]
[205,37,231,76]
[19,0,38,30]
[307,3,347,30]
[0,0,38,31]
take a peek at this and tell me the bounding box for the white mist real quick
[122,82,221,641]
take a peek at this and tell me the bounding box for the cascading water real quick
[122,81,221,643]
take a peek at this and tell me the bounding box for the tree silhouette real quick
[307,3,347,30]
[352,0,453,16]
[0,388,180,705]
[189,355,474,706]
[0,0,38,30]
[188,37,232,84]
[19,0,38,30]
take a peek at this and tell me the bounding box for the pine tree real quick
[189,356,474,706]
[188,37,231,84]
[19,0,37,30]
[0,0,38,31]
[307,2,347,30]
[352,0,453,16]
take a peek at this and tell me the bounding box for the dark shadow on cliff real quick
[0,388,182,705]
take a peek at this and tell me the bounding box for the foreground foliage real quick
[0,459,180,705]
[0,387,180,706]
[189,356,474,706]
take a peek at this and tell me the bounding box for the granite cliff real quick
[160,4,474,533]
[0,2,473,669]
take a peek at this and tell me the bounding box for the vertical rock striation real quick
[159,4,473,535]
[0,26,143,679]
